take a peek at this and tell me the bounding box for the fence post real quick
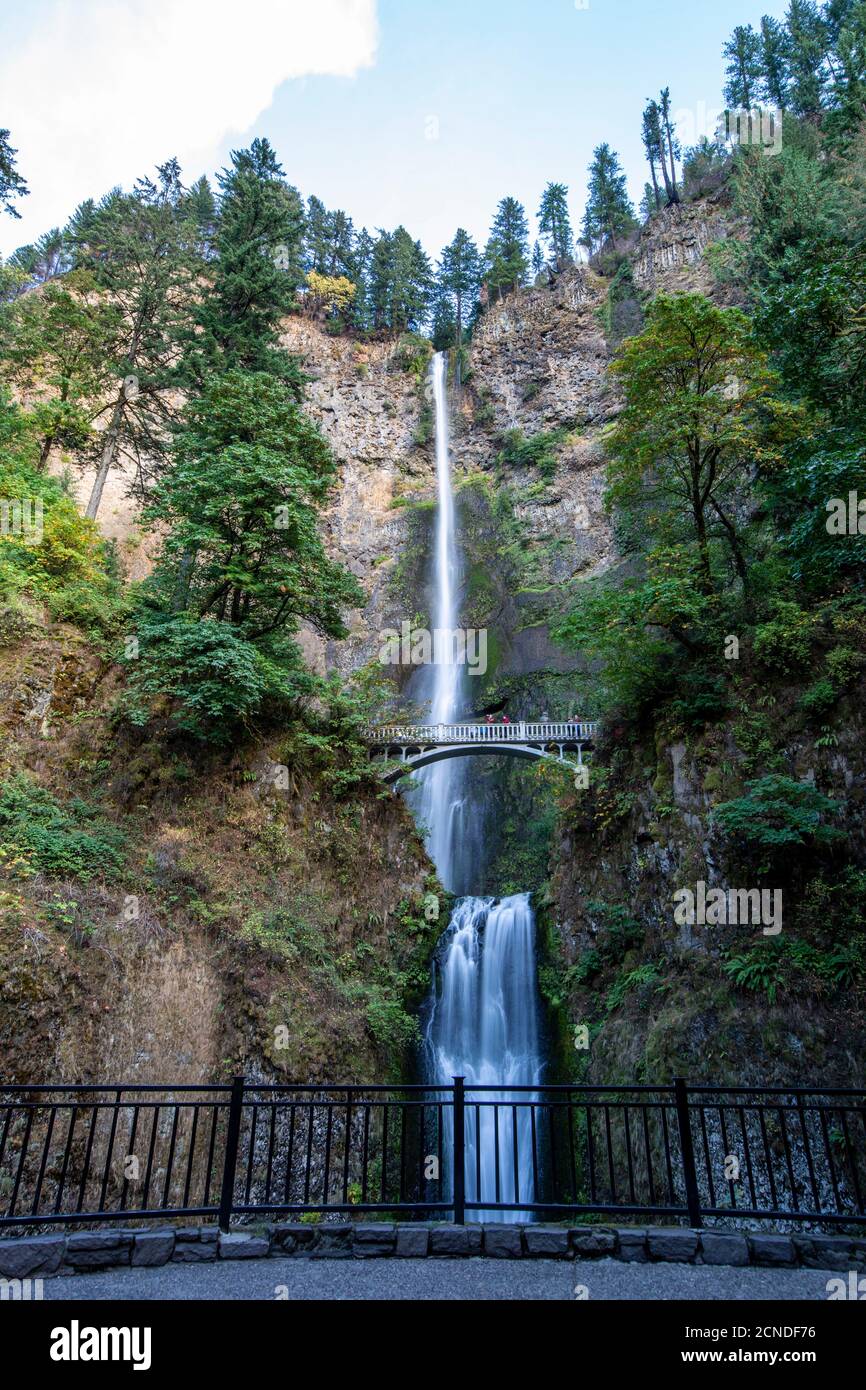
[452,1076,465,1226]
[218,1076,245,1234]
[673,1076,702,1228]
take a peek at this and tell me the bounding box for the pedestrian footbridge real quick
[363,720,598,783]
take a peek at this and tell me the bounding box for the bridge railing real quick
[364,721,599,745]
[1,1079,863,1231]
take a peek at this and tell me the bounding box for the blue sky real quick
[1,0,790,261]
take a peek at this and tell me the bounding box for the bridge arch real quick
[376,741,582,784]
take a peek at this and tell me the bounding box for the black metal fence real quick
[1,1078,864,1231]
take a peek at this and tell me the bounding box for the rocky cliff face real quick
[0,609,438,1088]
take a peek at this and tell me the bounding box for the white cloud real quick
[0,0,378,252]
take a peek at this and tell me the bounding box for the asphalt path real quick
[41,1257,844,1301]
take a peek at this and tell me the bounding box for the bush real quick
[712,775,844,872]
[799,678,837,718]
[498,428,566,480]
[752,601,815,673]
[0,774,126,881]
[825,645,865,689]
[126,612,313,740]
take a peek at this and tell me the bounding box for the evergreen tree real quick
[642,96,679,206]
[484,196,530,300]
[305,195,333,274]
[759,14,791,109]
[785,0,829,116]
[133,370,364,736]
[658,88,681,204]
[537,182,573,268]
[72,159,201,519]
[531,240,545,278]
[581,145,637,254]
[185,176,217,259]
[641,105,665,210]
[349,226,375,331]
[367,227,432,332]
[0,129,28,217]
[193,139,305,383]
[0,269,121,467]
[437,228,481,346]
[7,228,70,289]
[639,182,659,222]
[723,24,763,107]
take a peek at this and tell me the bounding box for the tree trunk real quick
[85,395,124,521]
[663,119,680,204]
[38,434,55,471]
[649,158,662,210]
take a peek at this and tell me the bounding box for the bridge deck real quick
[364,720,597,749]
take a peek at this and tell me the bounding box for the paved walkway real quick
[43,1257,842,1301]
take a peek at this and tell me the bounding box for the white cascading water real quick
[410,352,544,1220]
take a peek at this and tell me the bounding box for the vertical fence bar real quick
[452,1077,465,1225]
[218,1076,245,1234]
[674,1078,702,1228]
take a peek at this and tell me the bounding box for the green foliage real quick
[582,143,638,253]
[605,962,660,1014]
[0,128,28,218]
[799,678,838,718]
[0,774,125,882]
[537,183,573,268]
[484,197,530,300]
[713,775,845,871]
[752,600,816,672]
[190,139,304,385]
[129,370,363,736]
[723,944,785,1005]
[0,401,128,636]
[498,427,566,480]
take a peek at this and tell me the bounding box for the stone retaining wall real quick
[1,1225,864,1279]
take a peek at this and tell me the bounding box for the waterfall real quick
[409,351,545,1221]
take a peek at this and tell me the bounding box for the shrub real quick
[712,775,844,872]
[825,645,865,689]
[752,601,815,673]
[799,678,837,718]
[0,774,125,881]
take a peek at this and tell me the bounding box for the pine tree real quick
[367,227,432,332]
[437,228,481,347]
[531,241,545,278]
[723,24,763,108]
[658,88,681,204]
[642,97,679,206]
[134,370,364,735]
[0,269,121,467]
[0,129,28,218]
[185,176,217,259]
[785,0,829,116]
[305,195,333,274]
[484,197,529,300]
[537,183,573,269]
[193,139,305,383]
[582,145,637,254]
[72,159,202,519]
[639,183,658,222]
[759,15,791,110]
[349,226,375,331]
[641,105,664,210]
